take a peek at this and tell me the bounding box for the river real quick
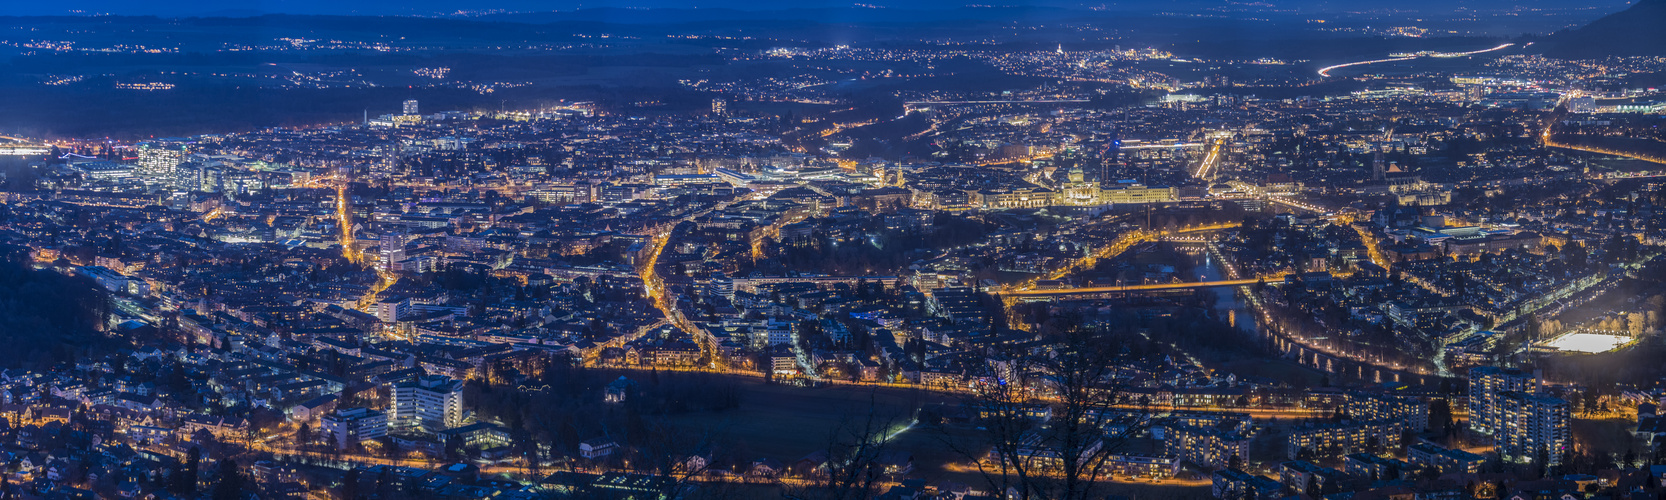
[1191,249,1259,335]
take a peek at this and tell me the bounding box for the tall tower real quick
[403,99,419,116]
[1372,149,1386,181]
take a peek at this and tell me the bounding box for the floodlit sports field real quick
[1541,332,1631,353]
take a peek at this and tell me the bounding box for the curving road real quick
[1317,43,1515,77]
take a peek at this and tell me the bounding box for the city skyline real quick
[0,1,1663,499]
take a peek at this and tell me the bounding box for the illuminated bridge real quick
[995,277,1278,298]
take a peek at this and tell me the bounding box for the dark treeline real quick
[0,245,116,368]
[464,362,742,457]
[759,214,997,276]
[0,82,716,139]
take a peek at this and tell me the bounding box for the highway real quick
[1192,137,1227,180]
[1316,43,1515,77]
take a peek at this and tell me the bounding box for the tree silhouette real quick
[173,446,200,495]
[211,458,245,500]
[340,467,360,500]
[946,320,1141,500]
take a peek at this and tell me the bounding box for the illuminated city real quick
[0,0,1663,499]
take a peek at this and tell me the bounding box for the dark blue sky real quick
[15,0,967,16]
[0,0,1631,17]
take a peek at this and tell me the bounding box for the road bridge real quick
[996,277,1276,297]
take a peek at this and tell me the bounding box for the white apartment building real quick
[392,375,464,432]
[320,407,388,449]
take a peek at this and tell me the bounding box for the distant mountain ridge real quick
[477,6,1083,25]
[1539,0,1666,57]
[473,1,1625,25]
[0,0,1626,18]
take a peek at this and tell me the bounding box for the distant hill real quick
[0,0,1624,17]
[1538,0,1666,57]
[475,1,1626,25]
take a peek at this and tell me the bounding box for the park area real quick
[636,373,964,473]
[1541,332,1633,353]
[605,369,1210,498]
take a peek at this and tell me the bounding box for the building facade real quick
[1468,367,1569,466]
[1468,367,1541,437]
[1407,442,1486,474]
[1344,392,1430,432]
[321,407,388,449]
[392,375,464,432]
[1287,419,1403,459]
[1163,423,1250,468]
[1496,391,1571,466]
[1212,469,1283,500]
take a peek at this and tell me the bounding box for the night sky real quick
[0,0,1633,17]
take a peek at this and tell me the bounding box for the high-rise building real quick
[392,375,464,432]
[380,230,408,267]
[136,143,186,183]
[1468,367,1569,466]
[711,98,727,116]
[403,99,420,115]
[171,161,202,191]
[173,163,227,193]
[1569,96,1597,114]
[1468,367,1541,436]
[1496,391,1571,465]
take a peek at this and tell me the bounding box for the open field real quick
[591,369,1216,497]
[593,369,952,460]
